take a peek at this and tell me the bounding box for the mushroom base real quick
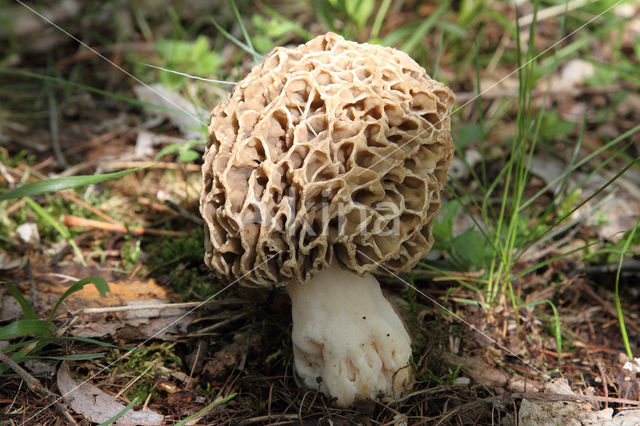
[286,263,413,407]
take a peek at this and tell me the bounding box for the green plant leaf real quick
[0,320,55,341]
[540,110,575,140]
[3,283,36,320]
[154,144,183,161]
[154,36,223,90]
[432,201,461,251]
[451,227,491,269]
[455,123,483,150]
[49,277,110,321]
[0,166,151,201]
[178,149,200,163]
[185,139,206,148]
[24,197,86,266]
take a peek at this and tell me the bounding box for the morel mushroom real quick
[200,32,454,407]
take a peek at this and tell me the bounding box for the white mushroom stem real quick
[286,262,413,407]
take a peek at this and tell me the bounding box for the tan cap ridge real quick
[200,32,455,287]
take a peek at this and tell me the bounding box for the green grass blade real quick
[0,69,201,120]
[556,113,585,202]
[432,27,445,79]
[614,216,639,359]
[36,353,106,361]
[211,18,263,61]
[520,193,612,261]
[49,276,110,321]
[369,0,391,41]
[175,393,237,426]
[414,262,483,293]
[401,0,450,54]
[547,300,562,367]
[97,397,139,426]
[0,320,55,341]
[519,124,640,211]
[512,240,599,281]
[532,158,637,255]
[9,353,107,365]
[52,336,137,351]
[473,41,487,189]
[2,336,135,356]
[24,197,86,266]
[1,339,40,354]
[3,283,36,320]
[520,299,562,367]
[229,0,255,54]
[0,166,152,201]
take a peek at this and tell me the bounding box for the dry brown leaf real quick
[39,278,195,340]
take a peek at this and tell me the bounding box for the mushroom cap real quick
[200,32,454,287]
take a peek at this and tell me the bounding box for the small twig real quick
[0,160,16,187]
[0,351,78,425]
[127,261,144,279]
[187,311,249,335]
[572,340,625,355]
[62,214,187,237]
[432,274,487,283]
[596,362,608,409]
[518,0,590,27]
[187,340,204,387]
[6,198,26,217]
[388,385,452,404]
[59,190,119,224]
[139,197,173,212]
[267,382,275,422]
[142,390,153,411]
[573,259,640,276]
[574,282,640,332]
[62,130,129,157]
[519,224,582,263]
[241,414,299,424]
[75,299,246,315]
[6,378,23,413]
